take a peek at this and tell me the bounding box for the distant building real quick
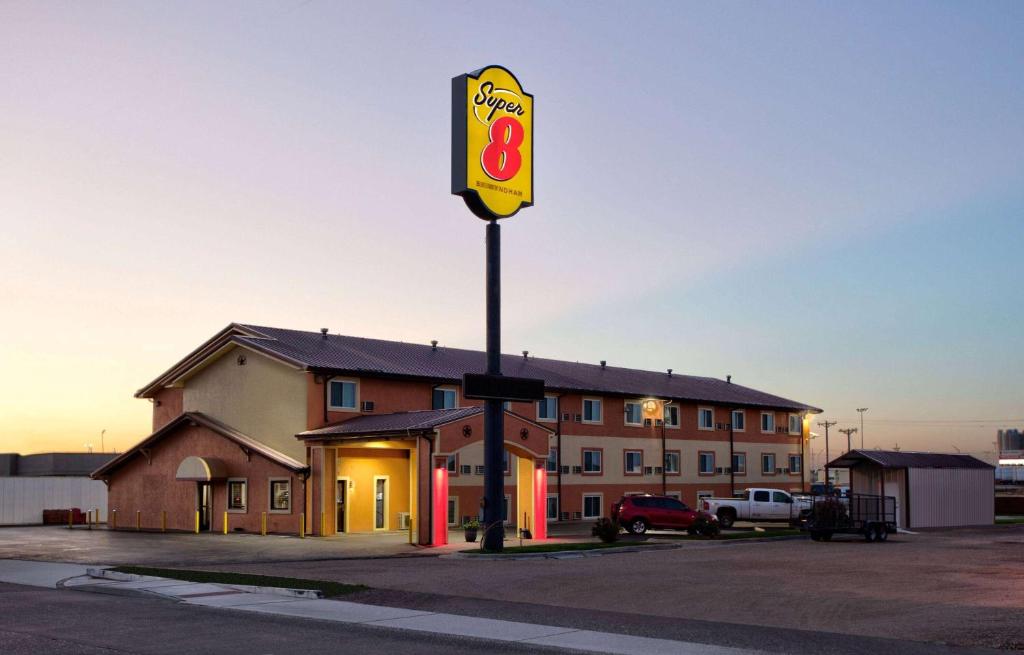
[0,452,114,525]
[0,452,115,477]
[998,429,1024,462]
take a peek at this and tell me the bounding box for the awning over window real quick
[175,456,227,481]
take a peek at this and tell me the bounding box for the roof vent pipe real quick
[600,360,606,369]
[320,328,328,340]
[727,375,732,383]
[667,368,673,377]
[522,350,529,360]
[431,340,438,351]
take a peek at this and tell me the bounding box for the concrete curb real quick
[85,567,323,599]
[442,535,809,560]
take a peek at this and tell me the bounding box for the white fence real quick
[0,477,107,525]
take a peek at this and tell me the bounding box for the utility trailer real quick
[798,493,896,542]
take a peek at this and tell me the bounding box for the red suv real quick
[613,495,716,534]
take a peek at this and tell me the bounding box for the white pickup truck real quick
[701,488,812,528]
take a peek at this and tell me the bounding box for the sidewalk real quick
[0,559,761,655]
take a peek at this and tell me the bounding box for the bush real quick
[462,518,480,530]
[592,517,620,543]
[690,515,720,538]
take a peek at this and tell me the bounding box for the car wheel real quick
[630,519,648,535]
[687,527,697,536]
[717,510,735,529]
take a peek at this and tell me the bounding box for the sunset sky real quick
[1,2,1021,465]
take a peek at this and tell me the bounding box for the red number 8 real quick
[481,116,524,182]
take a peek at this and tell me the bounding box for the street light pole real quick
[856,408,868,449]
[817,420,837,491]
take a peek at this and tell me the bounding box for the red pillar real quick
[533,459,547,540]
[432,460,448,547]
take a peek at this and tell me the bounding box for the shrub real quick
[592,517,620,543]
[462,518,480,530]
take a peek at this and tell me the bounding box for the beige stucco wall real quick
[180,346,307,460]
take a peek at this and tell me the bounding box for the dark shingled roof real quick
[828,450,994,470]
[228,325,819,412]
[298,406,554,439]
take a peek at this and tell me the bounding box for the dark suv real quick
[613,495,716,534]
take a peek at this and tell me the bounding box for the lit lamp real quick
[641,399,659,415]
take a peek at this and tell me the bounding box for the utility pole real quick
[856,408,868,449]
[817,420,837,491]
[839,428,857,453]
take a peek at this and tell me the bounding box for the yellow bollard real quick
[161,511,166,532]
[87,509,92,530]
[408,516,413,545]
[223,511,228,535]
[299,513,305,538]
[136,510,141,531]
[261,512,267,536]
[68,509,73,529]
[112,509,117,529]
[195,510,200,534]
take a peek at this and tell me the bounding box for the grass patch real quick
[461,541,656,555]
[996,517,1024,525]
[110,566,366,597]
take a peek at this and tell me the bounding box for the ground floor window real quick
[698,451,715,475]
[269,479,291,512]
[624,450,643,474]
[732,452,747,475]
[547,447,558,473]
[447,496,458,526]
[546,495,558,521]
[582,494,602,519]
[503,494,510,525]
[664,450,680,474]
[227,478,247,511]
[697,490,713,506]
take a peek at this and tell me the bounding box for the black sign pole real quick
[482,219,504,552]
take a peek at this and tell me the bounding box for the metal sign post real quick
[453,66,539,552]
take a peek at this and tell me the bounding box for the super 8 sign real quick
[451,66,533,220]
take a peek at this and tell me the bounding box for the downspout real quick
[556,393,566,521]
[322,374,334,425]
[729,409,736,496]
[661,412,667,495]
[799,413,807,492]
[428,429,437,545]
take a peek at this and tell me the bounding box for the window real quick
[446,454,457,475]
[227,479,247,511]
[328,380,357,411]
[269,479,291,512]
[624,450,643,475]
[582,494,602,519]
[537,396,558,421]
[624,401,643,426]
[762,453,777,474]
[546,447,558,473]
[582,448,602,474]
[698,407,714,430]
[664,405,679,427]
[583,398,602,423]
[732,410,745,432]
[732,452,747,475]
[772,491,792,504]
[503,494,510,524]
[432,387,457,410]
[503,449,510,475]
[546,495,558,521]
[761,412,775,433]
[664,450,681,475]
[447,497,458,526]
[753,490,770,502]
[789,414,801,435]
[698,451,715,475]
[788,454,802,474]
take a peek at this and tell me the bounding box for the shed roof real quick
[828,449,994,470]
[137,323,820,413]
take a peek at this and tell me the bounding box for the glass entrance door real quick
[197,482,212,531]
[374,478,386,529]
[336,479,347,533]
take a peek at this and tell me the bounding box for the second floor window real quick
[583,449,602,473]
[624,402,643,426]
[329,380,357,410]
[583,398,602,423]
[699,408,714,430]
[624,450,643,474]
[537,396,557,421]
[699,452,715,475]
[546,447,558,473]
[664,405,679,427]
[761,412,775,433]
[732,410,745,431]
[432,387,457,410]
[789,414,801,435]
[446,454,457,473]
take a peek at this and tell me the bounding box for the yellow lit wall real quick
[337,447,410,533]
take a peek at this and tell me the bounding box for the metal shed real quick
[827,450,994,529]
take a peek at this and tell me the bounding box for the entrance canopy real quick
[175,456,227,481]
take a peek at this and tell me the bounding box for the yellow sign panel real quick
[452,66,534,219]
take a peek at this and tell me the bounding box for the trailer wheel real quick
[875,525,888,542]
[820,531,833,542]
[810,531,822,542]
[864,524,876,542]
[717,509,736,529]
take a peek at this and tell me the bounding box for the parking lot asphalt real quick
[209,525,1024,651]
